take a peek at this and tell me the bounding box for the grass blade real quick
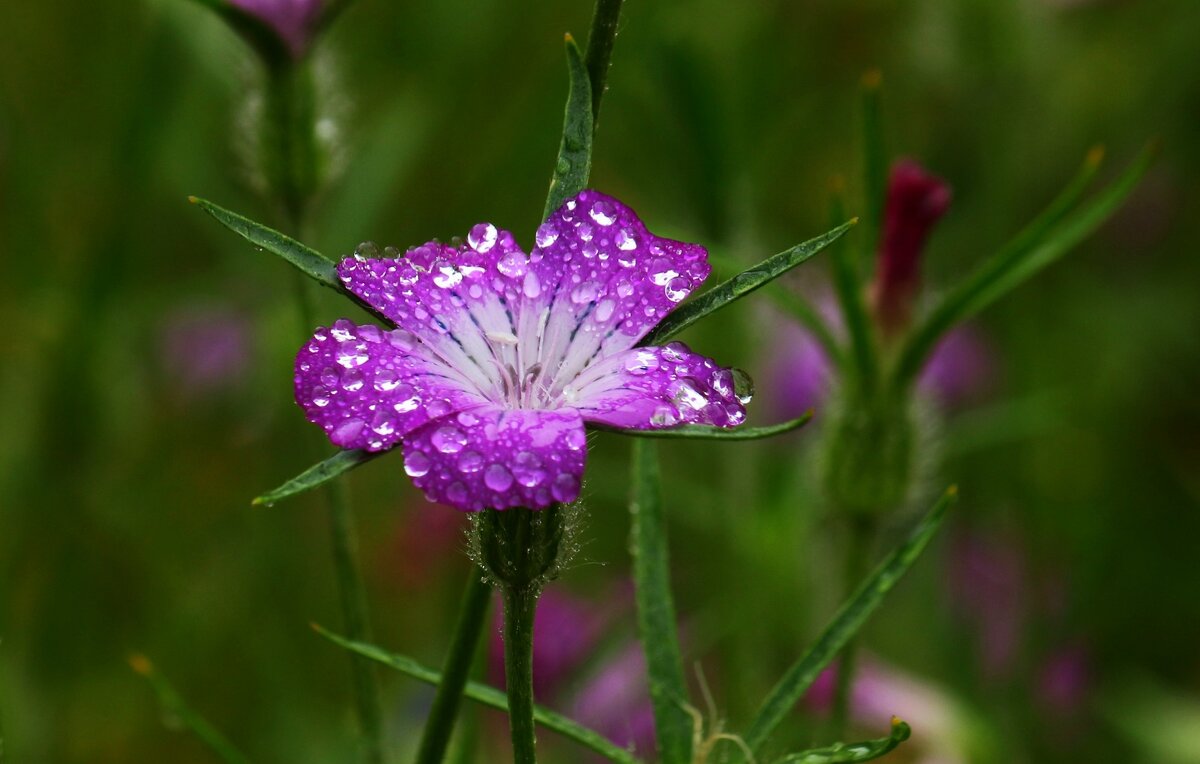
[312,626,638,764]
[129,654,253,764]
[253,449,383,507]
[190,196,338,287]
[742,487,958,756]
[894,144,1153,389]
[860,70,886,261]
[543,36,594,220]
[630,440,692,764]
[772,717,912,763]
[593,412,812,441]
[640,220,856,347]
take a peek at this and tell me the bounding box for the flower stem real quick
[414,571,493,764]
[264,56,383,763]
[831,515,873,739]
[503,580,540,764]
[583,0,624,127]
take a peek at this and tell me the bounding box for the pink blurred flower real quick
[230,0,325,59]
[159,305,251,397]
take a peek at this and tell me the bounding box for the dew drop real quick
[565,428,586,451]
[665,275,691,302]
[392,384,420,413]
[334,418,365,444]
[594,298,616,322]
[497,251,528,278]
[330,320,355,342]
[484,463,514,492]
[311,386,331,408]
[535,222,559,248]
[732,368,755,405]
[427,399,452,418]
[624,350,660,376]
[467,222,498,253]
[616,279,634,297]
[711,368,733,398]
[571,282,599,304]
[319,366,339,387]
[589,200,616,226]
[551,473,580,502]
[457,450,484,473]
[388,330,417,351]
[457,411,479,426]
[668,378,708,410]
[404,451,431,477]
[371,409,395,435]
[431,425,467,453]
[615,227,638,251]
[434,265,463,288]
[357,324,383,343]
[650,404,679,427]
[661,342,688,362]
[341,368,364,392]
[336,340,369,368]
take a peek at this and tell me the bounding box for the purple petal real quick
[336,229,538,406]
[523,191,711,396]
[229,0,324,58]
[401,406,586,511]
[567,340,746,429]
[294,319,489,451]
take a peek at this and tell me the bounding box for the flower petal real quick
[567,340,747,430]
[401,406,587,511]
[336,226,534,404]
[520,191,711,403]
[294,319,489,451]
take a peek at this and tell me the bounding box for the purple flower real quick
[293,191,745,511]
[229,0,324,59]
[1037,644,1090,715]
[871,159,952,333]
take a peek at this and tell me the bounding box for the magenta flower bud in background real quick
[871,159,952,334]
[1037,644,1091,715]
[229,0,325,59]
[947,529,1026,679]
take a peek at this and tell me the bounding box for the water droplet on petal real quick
[434,265,463,288]
[427,399,452,418]
[594,299,616,322]
[312,386,331,407]
[565,428,586,451]
[661,342,688,362]
[357,324,383,343]
[341,368,364,391]
[404,451,431,477]
[571,282,599,304]
[711,368,733,398]
[467,222,498,253]
[319,367,339,387]
[447,482,470,505]
[457,411,479,426]
[334,418,366,444]
[732,368,754,405]
[371,409,395,435]
[330,320,355,342]
[624,350,660,376]
[535,223,559,248]
[392,384,420,413]
[336,340,369,368]
[388,330,416,351]
[457,451,483,473]
[431,425,467,454]
[615,227,638,251]
[551,473,580,502]
[665,275,691,302]
[484,463,514,492]
[668,378,708,410]
[497,251,528,278]
[650,404,679,427]
[589,200,616,226]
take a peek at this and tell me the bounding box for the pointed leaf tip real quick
[128,653,153,675]
[1086,145,1106,166]
[564,32,575,43]
[861,68,883,88]
[187,195,200,204]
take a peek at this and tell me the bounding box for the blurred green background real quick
[2,0,1199,761]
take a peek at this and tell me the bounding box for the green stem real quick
[267,61,382,762]
[831,517,873,740]
[583,0,624,127]
[503,582,540,764]
[415,572,494,764]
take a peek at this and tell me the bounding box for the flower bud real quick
[871,160,952,334]
[229,0,325,60]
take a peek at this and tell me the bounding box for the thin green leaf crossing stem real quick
[254,448,380,506]
[313,626,639,764]
[830,516,874,741]
[583,0,624,126]
[130,654,253,764]
[640,220,856,347]
[543,36,594,220]
[630,440,693,764]
[772,718,911,764]
[741,487,958,758]
[414,573,494,764]
[595,413,813,441]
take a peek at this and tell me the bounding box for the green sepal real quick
[129,654,253,764]
[313,625,639,764]
[629,440,693,764]
[741,487,958,756]
[772,718,912,763]
[893,144,1154,390]
[640,220,856,347]
[190,196,395,327]
[543,36,594,221]
[253,448,380,507]
[593,412,812,440]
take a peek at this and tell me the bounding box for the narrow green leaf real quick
[629,440,692,764]
[253,449,382,507]
[543,36,594,220]
[639,220,856,347]
[593,412,812,441]
[129,654,253,764]
[583,0,625,126]
[190,196,338,287]
[860,70,886,259]
[894,144,1152,389]
[772,718,912,763]
[312,626,639,764]
[742,487,958,756]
